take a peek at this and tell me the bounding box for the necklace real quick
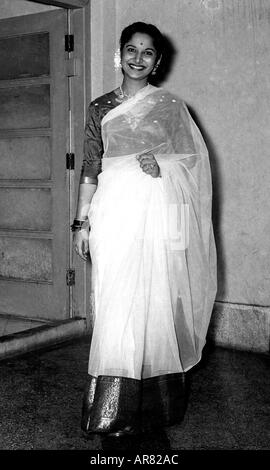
[119,85,132,100]
[118,83,149,101]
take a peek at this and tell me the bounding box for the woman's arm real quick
[72,182,97,261]
[72,99,103,260]
[75,182,97,220]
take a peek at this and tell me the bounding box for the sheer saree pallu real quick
[81,85,217,434]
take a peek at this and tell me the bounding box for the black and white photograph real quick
[0,0,269,462]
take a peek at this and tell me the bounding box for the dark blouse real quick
[80,89,121,184]
[80,87,196,184]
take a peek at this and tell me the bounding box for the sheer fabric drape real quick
[87,85,217,379]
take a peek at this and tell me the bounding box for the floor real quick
[0,336,269,452]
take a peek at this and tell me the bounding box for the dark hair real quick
[119,22,165,61]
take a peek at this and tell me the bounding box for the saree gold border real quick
[81,372,186,434]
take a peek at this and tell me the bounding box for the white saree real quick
[87,84,217,383]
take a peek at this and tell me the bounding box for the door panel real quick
[0,137,51,179]
[0,84,50,129]
[0,188,52,230]
[0,237,52,282]
[0,32,50,80]
[0,10,70,321]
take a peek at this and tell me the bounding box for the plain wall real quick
[90,0,270,309]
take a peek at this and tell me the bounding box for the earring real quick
[114,48,121,70]
[152,56,162,76]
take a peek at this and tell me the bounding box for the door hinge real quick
[65,34,74,53]
[66,268,75,286]
[66,153,75,170]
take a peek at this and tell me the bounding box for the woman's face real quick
[121,32,158,82]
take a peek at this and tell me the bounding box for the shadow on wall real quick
[149,34,177,87]
[188,105,225,301]
[151,34,225,301]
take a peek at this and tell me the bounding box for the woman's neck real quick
[121,78,149,97]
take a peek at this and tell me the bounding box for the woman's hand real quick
[136,152,160,178]
[73,229,89,261]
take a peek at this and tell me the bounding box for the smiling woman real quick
[72,21,217,439]
[119,22,163,95]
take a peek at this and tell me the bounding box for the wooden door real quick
[0,10,71,321]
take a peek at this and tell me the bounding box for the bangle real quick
[79,176,98,185]
[71,218,89,232]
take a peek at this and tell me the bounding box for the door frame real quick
[69,2,92,326]
[30,0,89,9]
[30,0,92,325]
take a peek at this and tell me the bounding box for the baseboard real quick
[208,301,270,353]
[0,317,88,361]
[1,303,269,360]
